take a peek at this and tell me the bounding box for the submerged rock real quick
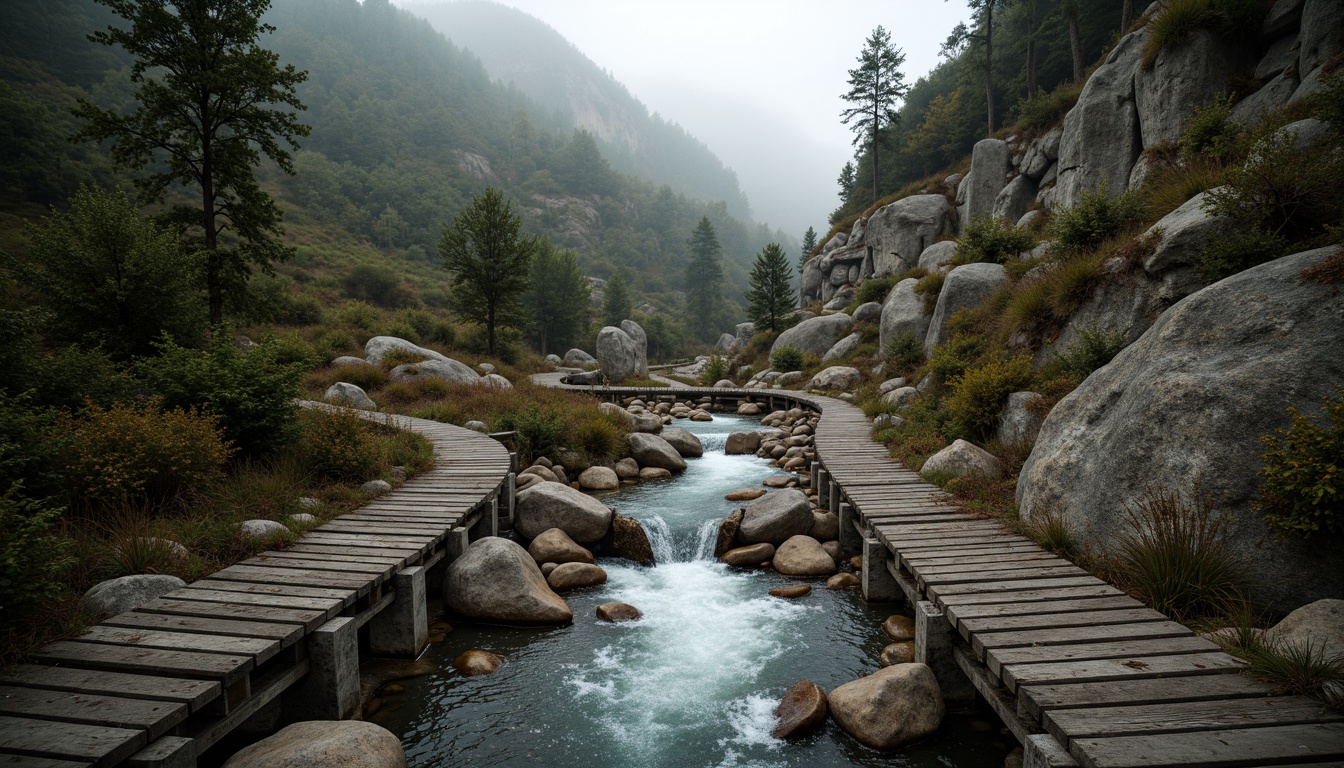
[596,603,643,623]
[725,488,767,501]
[721,542,775,567]
[605,512,655,565]
[883,615,917,642]
[881,642,916,667]
[772,680,829,740]
[453,650,502,676]
[769,584,812,599]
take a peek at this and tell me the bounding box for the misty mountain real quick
[404,0,754,222]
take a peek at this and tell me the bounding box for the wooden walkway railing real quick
[534,374,1344,768]
[0,406,513,768]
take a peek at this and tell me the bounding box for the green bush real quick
[882,333,924,374]
[573,411,629,461]
[0,393,65,500]
[927,335,986,383]
[297,407,380,482]
[1179,93,1241,160]
[945,355,1034,439]
[265,332,323,370]
[1055,324,1128,379]
[913,271,946,313]
[1142,0,1264,70]
[771,345,804,373]
[335,301,381,330]
[700,353,728,385]
[497,406,564,464]
[1254,390,1343,539]
[957,215,1036,264]
[1051,185,1146,254]
[0,485,73,624]
[63,400,232,506]
[137,330,305,457]
[342,263,404,307]
[400,308,456,347]
[1013,81,1084,131]
[283,293,324,326]
[1195,226,1291,282]
[856,276,899,305]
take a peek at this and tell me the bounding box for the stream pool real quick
[369,415,1010,767]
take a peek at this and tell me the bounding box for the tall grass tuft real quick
[1246,639,1344,707]
[1026,506,1081,559]
[1115,486,1250,621]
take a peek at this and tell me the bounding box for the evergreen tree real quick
[837,162,856,204]
[840,26,908,204]
[944,0,1005,134]
[438,187,539,356]
[73,0,310,325]
[799,226,818,273]
[746,243,797,335]
[601,269,633,327]
[684,216,724,342]
[526,240,588,355]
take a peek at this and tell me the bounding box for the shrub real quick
[1055,324,1128,380]
[0,486,73,624]
[1140,155,1228,221]
[1195,226,1291,282]
[64,400,232,506]
[771,345,804,373]
[0,394,65,500]
[913,271,947,313]
[856,276,899,305]
[1253,390,1343,539]
[265,332,322,370]
[335,301,381,330]
[400,308,456,346]
[700,354,728,385]
[1142,0,1264,71]
[283,293,324,326]
[1025,506,1080,559]
[1051,186,1146,254]
[944,355,1034,439]
[297,407,380,482]
[1013,81,1084,131]
[957,215,1036,264]
[926,335,986,383]
[1179,93,1241,160]
[1245,638,1344,704]
[342,263,404,307]
[137,331,305,457]
[573,411,628,461]
[497,406,564,465]
[330,363,387,392]
[1116,486,1249,621]
[882,333,924,374]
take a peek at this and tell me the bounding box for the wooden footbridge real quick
[5,379,1341,767]
[0,407,515,767]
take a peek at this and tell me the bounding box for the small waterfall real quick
[641,514,677,564]
[699,434,729,452]
[694,519,720,562]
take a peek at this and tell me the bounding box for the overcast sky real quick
[396,1,974,236]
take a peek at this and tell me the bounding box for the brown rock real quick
[605,512,655,565]
[221,721,406,768]
[725,488,768,501]
[771,679,829,740]
[849,555,864,570]
[547,562,608,592]
[772,535,838,577]
[596,603,643,622]
[827,572,860,590]
[721,542,775,566]
[714,509,743,557]
[821,541,843,563]
[639,467,672,480]
[527,528,594,565]
[762,476,796,488]
[726,431,763,454]
[540,562,558,576]
[829,664,944,750]
[520,465,558,483]
[444,537,572,625]
[770,584,812,598]
[578,466,619,491]
[880,642,916,667]
[453,650,502,676]
[883,615,916,642]
[614,458,640,479]
[811,511,839,541]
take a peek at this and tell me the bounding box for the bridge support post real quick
[1024,735,1078,768]
[285,617,359,720]
[817,467,831,510]
[445,528,470,563]
[368,566,427,658]
[915,601,976,704]
[861,536,901,603]
[827,480,842,517]
[501,472,516,530]
[838,502,863,554]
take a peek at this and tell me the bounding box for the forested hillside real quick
[0,0,790,331]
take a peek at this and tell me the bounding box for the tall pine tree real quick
[840,27,908,204]
[799,226,818,274]
[747,243,797,334]
[526,240,588,355]
[684,216,724,343]
[602,269,632,327]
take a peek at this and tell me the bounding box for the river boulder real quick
[771,313,854,358]
[578,466,619,491]
[738,490,814,545]
[453,650,502,676]
[1018,247,1344,609]
[604,512,656,565]
[443,538,572,625]
[721,542,775,567]
[628,433,687,472]
[725,431,762,455]
[772,535,837,577]
[828,663,945,750]
[547,562,608,592]
[515,483,614,544]
[660,428,704,458]
[221,721,406,768]
[772,680,829,740]
[527,528,595,565]
[596,603,643,623]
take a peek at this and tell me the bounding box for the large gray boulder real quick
[82,575,186,617]
[1230,73,1300,128]
[996,392,1047,448]
[739,489,814,546]
[733,322,757,351]
[444,537,573,625]
[1142,190,1233,275]
[1265,599,1344,659]
[993,174,1037,225]
[807,366,862,392]
[627,433,687,472]
[1057,27,1147,209]
[563,348,596,367]
[1300,0,1344,74]
[1134,29,1234,148]
[801,259,824,303]
[852,302,883,325]
[925,263,1008,355]
[388,359,480,385]
[364,336,448,366]
[828,664,945,750]
[771,313,854,358]
[324,382,376,411]
[961,139,1009,228]
[822,333,861,362]
[596,326,639,383]
[922,439,1004,482]
[660,428,704,458]
[515,482,614,544]
[1018,248,1344,610]
[866,195,954,276]
[879,279,930,357]
[716,332,736,352]
[620,319,650,377]
[221,721,406,768]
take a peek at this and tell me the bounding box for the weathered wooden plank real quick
[0,665,218,713]
[288,543,419,561]
[172,587,345,616]
[0,685,188,740]
[134,597,328,631]
[988,636,1219,676]
[101,611,303,646]
[1001,652,1245,694]
[931,576,1107,598]
[209,564,375,591]
[184,579,356,604]
[0,715,144,767]
[74,626,281,663]
[33,642,253,685]
[0,755,93,767]
[937,583,1126,608]
[945,596,1145,626]
[251,550,404,569]
[1018,674,1276,721]
[242,556,394,579]
[1071,722,1344,768]
[973,619,1193,657]
[1045,696,1342,746]
[920,565,1088,587]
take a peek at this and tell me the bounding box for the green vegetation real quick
[957,215,1036,264]
[1245,638,1344,707]
[1054,324,1128,380]
[1254,390,1343,540]
[945,355,1034,439]
[1141,0,1263,71]
[1179,93,1241,160]
[840,26,908,203]
[856,275,899,305]
[1051,185,1146,254]
[799,227,818,272]
[526,243,589,356]
[685,217,726,342]
[771,345,804,373]
[601,270,633,327]
[745,243,797,334]
[882,333,925,375]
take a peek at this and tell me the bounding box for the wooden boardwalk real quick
[0,407,513,768]
[534,375,1344,768]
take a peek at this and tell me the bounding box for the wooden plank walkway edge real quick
[533,375,1344,768]
[1,402,513,767]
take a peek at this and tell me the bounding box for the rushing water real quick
[370,415,1010,767]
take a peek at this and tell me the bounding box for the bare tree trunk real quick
[1026,0,1037,99]
[985,2,996,134]
[871,125,880,204]
[1120,0,1134,33]
[1069,15,1083,84]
